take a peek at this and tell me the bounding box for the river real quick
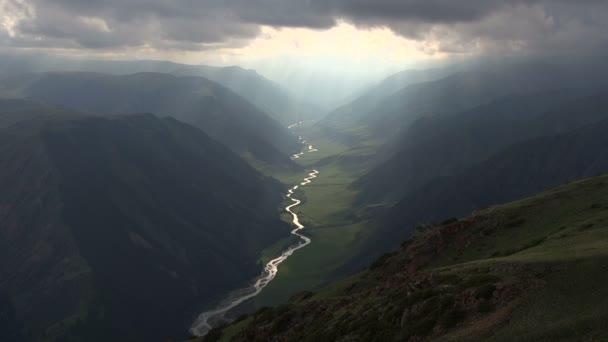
[189,132,319,336]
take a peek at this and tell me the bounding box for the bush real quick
[477,301,496,313]
[491,247,522,257]
[460,274,500,289]
[435,273,462,285]
[369,251,397,270]
[202,327,224,342]
[439,295,455,312]
[506,218,526,228]
[289,291,314,302]
[442,217,459,225]
[271,311,295,333]
[481,227,494,236]
[406,289,439,306]
[233,314,249,323]
[440,309,466,329]
[523,237,546,249]
[474,284,496,300]
[411,316,437,336]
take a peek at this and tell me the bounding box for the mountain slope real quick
[0,72,301,171]
[315,71,523,147]
[0,54,318,124]
[356,90,608,204]
[368,118,608,257]
[194,65,321,125]
[315,61,608,148]
[210,174,608,341]
[0,108,290,342]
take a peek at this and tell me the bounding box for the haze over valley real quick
[2,1,608,341]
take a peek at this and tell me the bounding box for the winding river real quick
[190,131,319,336]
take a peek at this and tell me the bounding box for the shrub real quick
[523,237,546,249]
[481,227,494,236]
[474,284,496,300]
[435,273,461,285]
[440,309,466,329]
[442,217,459,225]
[460,274,500,289]
[406,289,439,306]
[439,295,455,312]
[271,311,295,333]
[289,291,314,302]
[491,248,521,257]
[411,316,437,336]
[506,218,526,228]
[202,327,224,342]
[477,301,496,313]
[369,251,397,270]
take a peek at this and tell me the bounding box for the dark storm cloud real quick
[1,0,608,55]
[331,0,505,23]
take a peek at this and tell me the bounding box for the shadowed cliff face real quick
[0,109,290,342]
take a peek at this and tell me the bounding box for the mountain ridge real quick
[0,107,291,342]
[0,71,301,172]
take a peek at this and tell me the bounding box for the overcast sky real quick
[1,1,607,79]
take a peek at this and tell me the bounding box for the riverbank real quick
[189,135,320,337]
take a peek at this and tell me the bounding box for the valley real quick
[185,59,608,341]
[254,123,382,307]
[208,173,608,342]
[188,119,383,335]
[189,131,320,336]
[3,8,608,340]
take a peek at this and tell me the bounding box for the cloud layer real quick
[1,0,608,57]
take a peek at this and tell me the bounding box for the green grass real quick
[263,173,608,340]
[258,236,299,265]
[218,317,254,342]
[256,221,368,305]
[430,176,608,268]
[427,175,608,341]
[217,170,608,341]
[308,272,369,300]
[253,125,380,306]
[294,184,356,226]
[487,257,608,341]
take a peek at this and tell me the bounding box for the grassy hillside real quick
[343,118,608,274]
[208,174,608,341]
[0,107,290,342]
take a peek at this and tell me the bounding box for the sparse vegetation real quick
[216,174,608,341]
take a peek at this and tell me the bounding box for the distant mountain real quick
[0,106,290,342]
[0,54,320,124]
[0,72,301,171]
[340,66,458,108]
[194,65,323,125]
[366,118,608,259]
[316,61,608,147]
[356,90,608,204]
[212,173,608,341]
